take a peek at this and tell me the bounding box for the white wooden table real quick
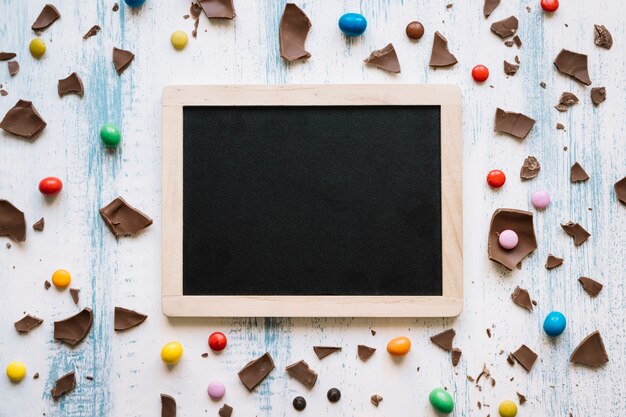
[1,1,624,416]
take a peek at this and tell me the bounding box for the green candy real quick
[429,387,454,414]
[100,123,121,147]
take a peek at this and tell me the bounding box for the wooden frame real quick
[162,84,462,317]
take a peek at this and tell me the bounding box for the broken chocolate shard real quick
[33,217,44,231]
[429,31,458,67]
[32,4,61,32]
[161,394,176,417]
[561,222,590,245]
[504,60,519,75]
[513,35,522,47]
[578,277,603,297]
[556,123,565,130]
[430,329,455,350]
[571,162,589,182]
[451,348,462,366]
[85,375,94,381]
[83,25,101,39]
[559,92,579,109]
[0,89,7,96]
[112,47,134,75]
[506,353,515,365]
[313,346,341,359]
[357,345,376,361]
[490,16,518,38]
[554,49,591,85]
[53,307,93,346]
[371,394,383,406]
[44,280,51,289]
[494,108,535,139]
[190,2,202,19]
[594,25,613,49]
[517,392,526,405]
[199,0,236,19]
[285,360,318,388]
[504,40,514,47]
[570,331,608,367]
[238,352,274,391]
[484,0,500,17]
[512,344,538,371]
[616,177,626,205]
[33,372,39,379]
[0,99,47,140]
[99,197,153,237]
[14,314,43,332]
[69,288,80,304]
[51,371,76,399]
[488,209,537,270]
[364,43,401,73]
[546,254,563,269]
[279,3,311,62]
[591,87,606,106]
[218,404,233,417]
[511,286,533,311]
[0,52,16,61]
[8,61,19,76]
[58,72,84,98]
[114,306,147,331]
[555,104,568,112]
[540,81,546,89]
[0,200,26,242]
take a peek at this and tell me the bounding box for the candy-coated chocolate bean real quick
[543,311,566,336]
[540,0,558,12]
[406,21,424,40]
[29,38,46,58]
[100,123,122,147]
[124,0,146,7]
[429,387,454,414]
[498,230,519,250]
[338,13,367,36]
[327,388,341,402]
[386,336,411,355]
[39,177,63,195]
[487,169,506,188]
[531,190,551,209]
[171,31,188,50]
[161,341,183,365]
[208,332,227,351]
[6,362,26,382]
[207,381,225,400]
[52,269,71,288]
[499,400,518,417]
[472,64,490,82]
[293,396,306,411]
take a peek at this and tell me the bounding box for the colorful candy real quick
[124,0,146,7]
[39,177,63,195]
[208,332,227,351]
[161,341,183,365]
[405,21,425,40]
[498,230,519,250]
[429,387,454,414]
[540,0,559,12]
[327,388,341,402]
[207,381,225,400]
[29,38,46,58]
[100,123,122,147]
[531,190,551,209]
[6,362,26,382]
[498,400,518,417]
[386,336,411,355]
[543,311,566,336]
[51,269,71,288]
[472,65,490,82]
[171,31,188,50]
[338,13,367,36]
[487,169,506,188]
[293,396,307,411]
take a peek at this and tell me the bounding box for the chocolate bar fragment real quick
[570,331,608,367]
[238,352,274,391]
[279,3,311,62]
[364,43,401,73]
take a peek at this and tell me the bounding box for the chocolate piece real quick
[199,0,236,19]
[238,352,274,390]
[483,0,500,17]
[540,81,546,89]
[58,72,84,97]
[364,43,401,73]
[0,99,47,140]
[285,360,317,388]
[429,32,457,67]
[556,123,565,130]
[99,197,153,236]
[370,329,376,336]
[218,404,233,417]
[520,156,540,180]
[445,3,453,9]
[571,162,589,182]
[513,35,522,47]
[511,286,533,311]
[53,307,93,346]
[451,348,462,366]
[406,21,424,40]
[506,353,515,365]
[32,4,61,32]
[0,89,7,96]
[83,25,101,39]
[313,346,341,359]
[555,104,567,112]
[192,19,199,38]
[112,47,134,75]
[33,217,45,231]
[430,329,455,350]
[44,280,51,289]
[8,61,19,76]
[0,200,26,241]
[161,394,176,417]
[51,371,76,399]
[114,306,147,331]
[190,2,202,19]
[512,344,538,371]
[112,3,119,11]
[517,392,526,405]
[357,345,376,361]
[554,49,592,85]
[514,55,520,64]
[490,16,518,38]
[616,177,626,205]
[279,4,311,62]
[494,108,535,139]
[0,52,16,61]
[14,314,43,332]
[546,254,563,269]
[591,87,606,106]
[488,209,537,270]
[371,394,383,406]
[594,25,613,49]
[33,372,39,379]
[570,331,608,367]
[558,92,579,110]
[561,222,590,245]
[578,277,603,297]
[504,40,514,47]
[486,328,492,338]
[504,60,519,75]
[69,288,80,304]
[201,352,208,357]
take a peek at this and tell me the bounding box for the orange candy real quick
[51,269,71,288]
[387,336,411,355]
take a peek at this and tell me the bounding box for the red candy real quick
[471,65,489,82]
[208,332,227,351]
[38,177,63,195]
[487,170,506,188]
[540,0,559,12]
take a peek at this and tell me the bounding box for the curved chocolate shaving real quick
[504,60,519,75]
[0,99,47,140]
[616,176,626,205]
[594,25,613,49]
[53,307,93,346]
[8,61,19,76]
[511,286,533,311]
[554,49,591,85]
[112,47,134,75]
[0,200,26,242]
[570,331,608,367]
[0,52,16,61]
[100,197,153,236]
[58,72,84,98]
[578,277,603,297]
[483,0,500,17]
[490,16,518,38]
[488,209,537,270]
[520,156,540,179]
[357,344,376,361]
[561,222,590,245]
[313,346,341,359]
[591,87,606,106]
[512,344,537,371]
[285,360,318,388]
[430,329,455,350]
[14,314,43,332]
[364,43,401,73]
[570,162,589,182]
[33,217,45,231]
[32,4,61,32]
[83,25,101,39]
[546,254,563,269]
[279,3,311,62]
[451,348,462,366]
[161,394,177,417]
[51,371,76,399]
[429,31,457,67]
[238,352,275,391]
[114,306,147,331]
[494,108,535,139]
[199,0,236,19]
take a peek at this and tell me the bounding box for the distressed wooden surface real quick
[0,0,624,416]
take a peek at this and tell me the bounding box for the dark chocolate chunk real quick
[238,352,274,391]
[571,162,589,182]
[520,157,540,180]
[218,404,233,417]
[192,19,199,38]
[370,329,376,336]
[327,388,341,403]
[0,52,16,61]
[201,352,209,358]
[512,344,538,371]
[33,372,39,379]
[429,31,457,67]
[494,108,535,139]
[371,394,383,406]
[0,99,47,140]
[58,72,84,98]
[513,35,522,47]
[279,4,311,62]
[570,331,608,367]
[112,3,119,12]
[69,288,80,304]
[364,43,401,73]
[483,0,500,17]
[561,222,590,245]
[556,122,565,130]
[545,254,563,269]
[517,392,526,405]
[44,280,51,289]
[53,307,93,346]
[511,286,533,311]
[285,360,317,388]
[591,87,606,106]
[555,104,568,112]
[161,394,176,417]
[293,396,306,411]
[51,371,76,399]
[99,197,153,236]
[313,346,341,359]
[357,345,376,361]
[83,25,101,39]
[616,177,626,205]
[430,329,455,350]
[554,49,592,85]
[504,60,519,75]
[112,47,135,75]
[0,89,7,96]
[0,200,26,241]
[593,25,613,49]
[8,61,19,76]
[114,306,148,331]
[32,4,61,32]
[199,0,236,19]
[490,16,518,38]
[486,328,492,338]
[14,314,43,332]
[451,348,462,366]
[578,277,603,297]
[406,21,425,39]
[488,209,537,270]
[33,217,45,231]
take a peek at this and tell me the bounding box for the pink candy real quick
[499,229,519,250]
[207,381,225,400]
[531,190,551,209]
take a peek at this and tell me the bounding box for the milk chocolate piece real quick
[218,404,233,417]
[513,35,522,47]
[51,371,76,399]
[0,52,16,60]
[99,197,153,236]
[451,348,462,366]
[58,72,84,97]
[517,392,526,404]
[429,32,457,67]
[511,286,533,311]
[357,345,376,361]
[504,60,519,75]
[112,3,119,12]
[199,0,236,19]
[554,49,592,85]
[0,200,26,241]
[561,222,590,245]
[14,314,43,332]
[8,61,19,76]
[83,25,101,39]
[512,344,538,371]
[616,177,626,205]
[190,2,202,19]
[490,16,518,38]
[570,162,589,182]
[556,122,565,130]
[504,40,514,47]
[371,394,383,406]
[0,89,7,96]
[112,47,134,75]
[238,352,274,391]
[70,288,80,304]
[53,307,93,346]
[33,217,45,231]
[364,43,401,73]
[494,108,535,139]
[594,25,613,49]
[488,209,537,270]
[285,360,317,388]
[313,346,341,359]
[591,87,606,106]
[578,277,603,297]
[0,100,47,140]
[161,394,176,417]
[545,254,563,269]
[114,306,148,331]
[32,4,61,32]
[570,331,608,367]
[483,0,500,17]
[430,329,455,350]
[279,4,311,62]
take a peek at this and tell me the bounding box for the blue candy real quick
[124,0,146,7]
[543,311,567,336]
[338,13,367,36]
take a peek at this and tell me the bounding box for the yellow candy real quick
[499,400,518,417]
[52,269,71,288]
[29,38,46,58]
[6,362,26,382]
[386,336,411,356]
[170,31,188,50]
[161,341,183,364]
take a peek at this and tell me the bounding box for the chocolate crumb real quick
[113,3,119,12]
[504,40,514,47]
[490,16,518,38]
[183,14,190,19]
[476,363,490,383]
[514,55,520,64]
[364,43,401,73]
[83,25,101,39]
[532,300,537,306]
[556,123,565,130]
[517,392,527,404]
[591,87,606,106]
[69,288,80,304]
[8,61,19,76]
[44,280,51,289]
[486,328,492,338]
[504,60,519,75]
[526,5,531,12]
[561,222,590,245]
[86,375,94,381]
[451,348,462,366]
[0,89,7,96]
[495,108,535,139]
[546,254,564,269]
[467,375,475,382]
[370,394,383,407]
[564,146,568,151]
[513,35,522,47]
[571,162,590,182]
[446,3,453,9]
[33,217,45,231]
[370,329,376,336]
[506,353,515,366]
[554,49,592,85]
[478,401,482,409]
[570,331,608,367]
[511,286,533,311]
[593,25,613,49]
[540,82,546,88]
[578,277,603,297]
[490,378,496,387]
[616,177,626,205]
[5,243,10,249]
[512,344,538,371]
[201,352,209,358]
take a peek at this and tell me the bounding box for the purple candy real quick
[207,381,225,400]
[498,229,519,250]
[531,190,551,209]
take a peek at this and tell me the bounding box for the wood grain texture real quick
[0,0,624,416]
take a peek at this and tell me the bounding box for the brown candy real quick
[406,21,424,39]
